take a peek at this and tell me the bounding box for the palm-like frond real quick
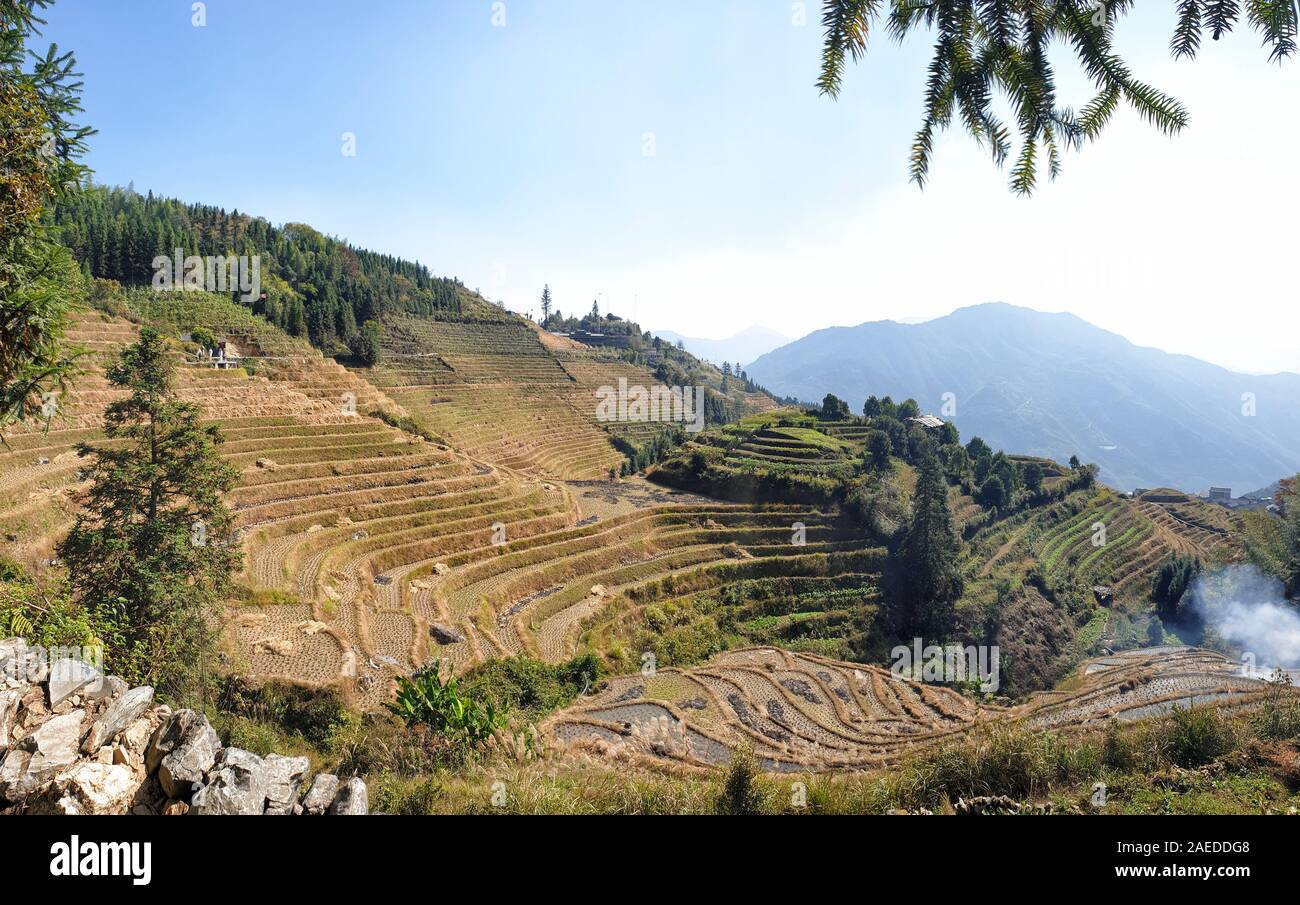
[818,0,1284,193]
[818,0,883,97]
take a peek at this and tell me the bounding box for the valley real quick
[6,285,1294,810]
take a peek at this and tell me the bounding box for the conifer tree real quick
[898,452,963,634]
[0,0,94,431]
[60,327,240,695]
[540,284,552,324]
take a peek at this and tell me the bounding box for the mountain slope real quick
[745,303,1300,492]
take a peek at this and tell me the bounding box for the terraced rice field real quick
[729,427,854,471]
[11,304,1266,746]
[963,489,1241,601]
[2,305,813,709]
[367,316,629,480]
[547,645,1288,772]
[0,311,365,564]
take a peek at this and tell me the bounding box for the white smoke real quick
[1186,564,1300,669]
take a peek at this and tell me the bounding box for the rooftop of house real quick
[908,414,946,429]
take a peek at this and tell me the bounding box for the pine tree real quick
[59,327,240,696]
[540,284,552,324]
[0,0,94,431]
[865,429,891,471]
[898,452,964,635]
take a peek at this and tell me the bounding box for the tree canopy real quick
[59,327,240,694]
[818,1,1297,193]
[898,451,964,633]
[0,0,93,430]
[47,185,466,354]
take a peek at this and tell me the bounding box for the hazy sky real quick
[46,1,1299,373]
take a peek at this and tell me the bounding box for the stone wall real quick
[0,638,367,815]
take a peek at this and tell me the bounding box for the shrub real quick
[369,408,440,443]
[1151,554,1201,620]
[1164,705,1233,768]
[214,677,353,750]
[892,722,1100,807]
[715,747,767,815]
[387,660,505,752]
[462,653,599,719]
[0,560,114,652]
[1252,671,1300,741]
[190,326,217,350]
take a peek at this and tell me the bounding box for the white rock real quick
[190,747,269,816]
[121,717,154,755]
[327,777,368,815]
[300,773,338,815]
[0,689,21,751]
[49,762,140,814]
[82,685,154,753]
[47,658,102,706]
[263,753,309,815]
[0,709,84,801]
[253,637,294,657]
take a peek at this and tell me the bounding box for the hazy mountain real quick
[653,325,791,369]
[745,303,1300,493]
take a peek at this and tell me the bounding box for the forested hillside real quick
[45,185,467,354]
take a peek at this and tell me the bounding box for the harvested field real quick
[547,645,1290,773]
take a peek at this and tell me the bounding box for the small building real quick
[1208,487,1232,502]
[200,339,243,370]
[907,414,946,430]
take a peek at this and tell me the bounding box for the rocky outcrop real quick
[300,772,339,815]
[429,623,467,645]
[0,638,368,815]
[147,709,222,799]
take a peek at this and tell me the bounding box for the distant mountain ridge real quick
[745,303,1300,492]
[653,325,790,370]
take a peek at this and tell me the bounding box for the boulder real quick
[0,689,21,751]
[82,685,154,753]
[2,645,46,687]
[263,753,310,815]
[190,747,269,815]
[253,637,294,657]
[327,777,369,815]
[40,762,139,815]
[300,773,339,815]
[433,563,450,576]
[120,717,154,757]
[89,675,129,702]
[429,623,467,645]
[47,658,102,707]
[0,749,32,802]
[147,709,221,800]
[0,709,84,801]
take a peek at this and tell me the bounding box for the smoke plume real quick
[1185,564,1300,669]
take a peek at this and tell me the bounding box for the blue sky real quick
[44,1,1300,373]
